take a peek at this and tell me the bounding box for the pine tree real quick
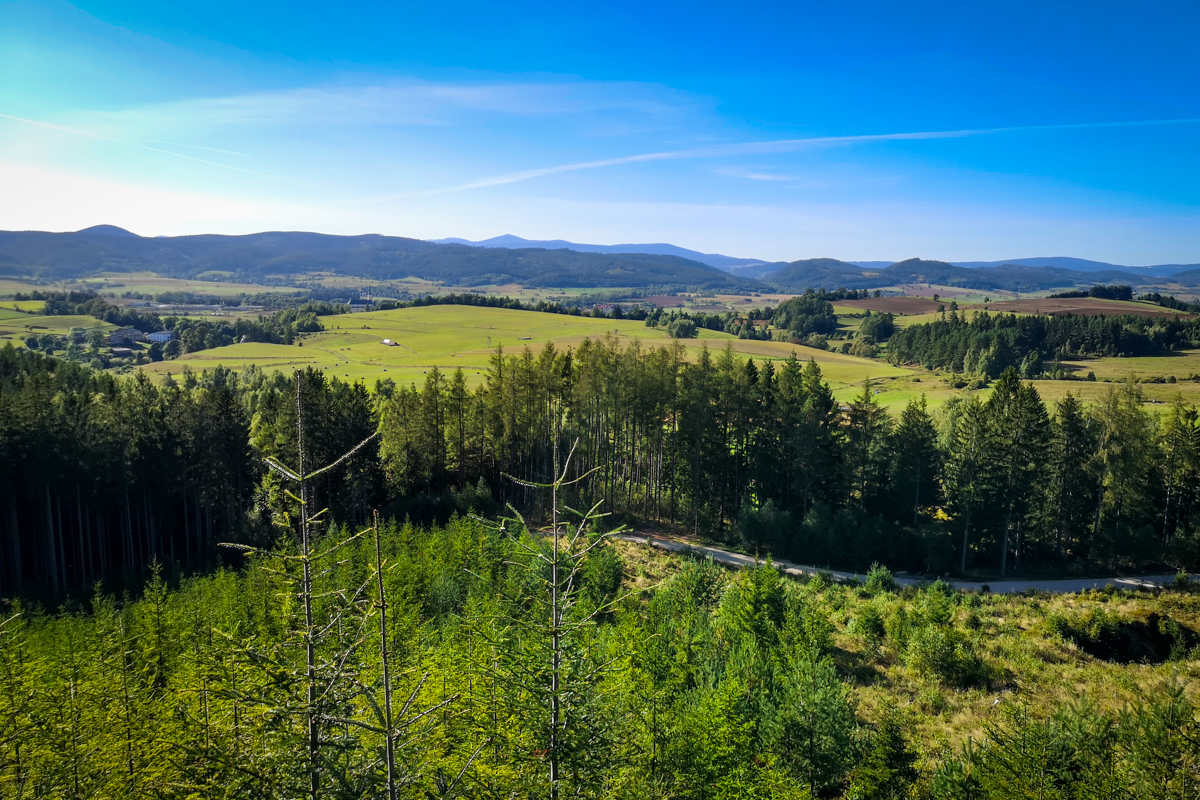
[1157,397,1200,544]
[986,368,1050,576]
[889,395,940,527]
[479,437,627,799]
[845,380,893,513]
[944,395,995,573]
[1040,393,1097,561]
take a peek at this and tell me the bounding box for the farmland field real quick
[978,296,1187,318]
[140,304,914,394]
[78,271,302,298]
[0,314,115,339]
[1057,350,1200,381]
[833,296,943,314]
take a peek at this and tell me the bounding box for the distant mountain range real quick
[433,235,1200,278]
[766,257,1175,294]
[0,226,750,291]
[949,257,1199,277]
[430,234,768,270]
[4,226,1200,297]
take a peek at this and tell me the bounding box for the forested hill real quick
[767,256,1164,293]
[0,226,755,290]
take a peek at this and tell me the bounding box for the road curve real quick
[616,533,1196,595]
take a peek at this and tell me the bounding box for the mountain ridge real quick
[430,234,769,270]
[0,227,754,291]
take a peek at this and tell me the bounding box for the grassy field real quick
[140,305,914,393]
[78,271,302,298]
[0,278,46,296]
[0,314,115,338]
[0,300,46,313]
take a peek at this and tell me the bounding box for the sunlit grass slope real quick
[140,305,914,393]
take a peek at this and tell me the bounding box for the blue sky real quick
[1,0,1198,263]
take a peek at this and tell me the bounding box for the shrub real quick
[581,543,624,611]
[865,563,898,594]
[850,599,887,645]
[904,624,986,686]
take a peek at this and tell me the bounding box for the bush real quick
[850,339,878,358]
[803,333,829,350]
[736,500,795,551]
[904,624,986,686]
[581,543,624,611]
[850,599,887,645]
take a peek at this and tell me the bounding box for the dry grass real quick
[621,541,1200,750]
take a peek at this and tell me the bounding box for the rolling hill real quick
[0,227,756,291]
[951,256,1200,276]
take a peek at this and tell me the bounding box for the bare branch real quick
[303,431,380,481]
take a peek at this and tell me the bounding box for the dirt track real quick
[618,533,1196,594]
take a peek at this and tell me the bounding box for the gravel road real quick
[617,533,1195,594]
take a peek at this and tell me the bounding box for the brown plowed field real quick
[981,298,1189,318]
[836,297,943,313]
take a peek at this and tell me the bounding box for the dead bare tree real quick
[473,429,630,800]
[219,372,456,799]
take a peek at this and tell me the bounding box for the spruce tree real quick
[986,368,1050,576]
[944,396,995,573]
[889,395,940,527]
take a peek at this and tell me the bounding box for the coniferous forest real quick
[4,335,1199,598]
[2,338,1200,798]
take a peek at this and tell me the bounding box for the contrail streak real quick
[0,112,343,193]
[405,117,1200,197]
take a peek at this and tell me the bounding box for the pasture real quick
[1054,350,1200,382]
[80,271,302,299]
[0,314,115,339]
[140,304,913,395]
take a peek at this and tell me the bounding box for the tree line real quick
[4,334,1200,599]
[887,309,1200,377]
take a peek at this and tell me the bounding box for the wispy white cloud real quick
[714,167,794,181]
[0,111,344,192]
[415,117,1200,196]
[73,78,700,134]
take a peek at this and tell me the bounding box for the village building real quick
[108,326,145,345]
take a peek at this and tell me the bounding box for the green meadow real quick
[0,314,116,339]
[79,271,302,298]
[141,304,914,394]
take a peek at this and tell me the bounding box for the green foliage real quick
[772,292,838,338]
[857,311,895,342]
[864,563,898,595]
[846,705,919,800]
[667,317,698,338]
[889,308,1200,376]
